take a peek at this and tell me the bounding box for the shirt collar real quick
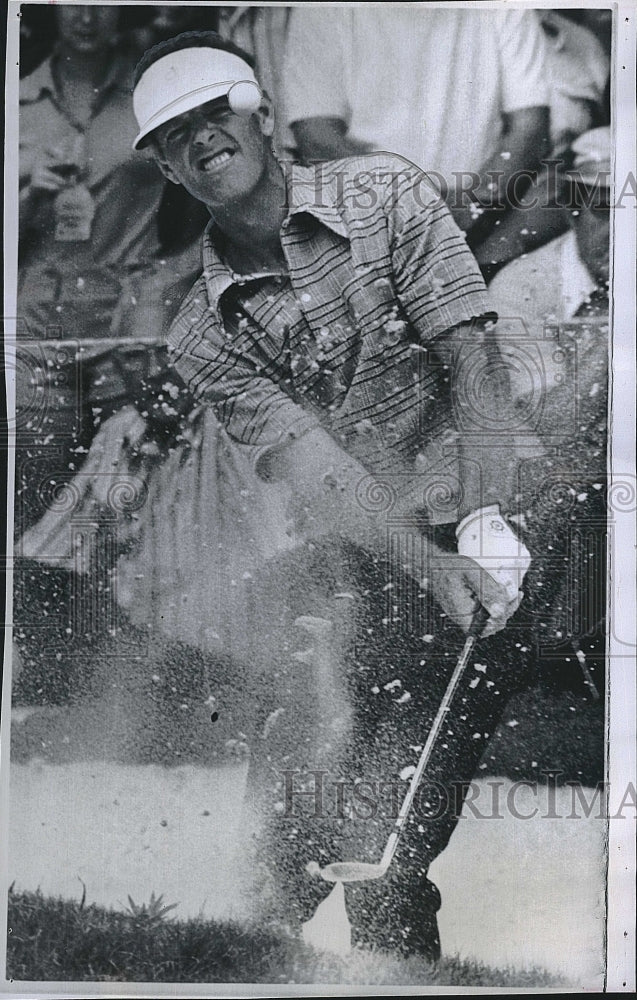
[202,222,260,306]
[283,162,350,239]
[201,162,350,307]
[20,56,56,103]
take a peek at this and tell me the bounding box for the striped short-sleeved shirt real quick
[167,154,492,482]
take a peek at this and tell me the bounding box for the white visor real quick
[133,47,259,149]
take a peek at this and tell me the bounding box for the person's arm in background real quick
[282,7,372,162]
[474,12,610,282]
[18,142,68,245]
[449,9,552,246]
[474,174,569,282]
[291,118,372,162]
[449,106,551,242]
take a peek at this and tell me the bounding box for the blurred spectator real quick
[127,5,219,56]
[18,5,169,335]
[16,4,200,531]
[564,8,613,59]
[18,4,156,76]
[489,126,610,399]
[540,9,610,153]
[474,9,611,279]
[283,6,550,241]
[217,6,294,156]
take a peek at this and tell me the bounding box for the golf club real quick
[319,605,490,884]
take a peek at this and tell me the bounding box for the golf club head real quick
[320,861,388,883]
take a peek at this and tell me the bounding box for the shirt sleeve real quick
[384,167,493,339]
[283,7,349,127]
[167,281,322,476]
[497,9,551,113]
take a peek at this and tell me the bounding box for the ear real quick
[151,146,182,186]
[256,92,275,139]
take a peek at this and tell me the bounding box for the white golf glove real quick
[456,504,531,624]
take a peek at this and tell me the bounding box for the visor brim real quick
[133,82,234,150]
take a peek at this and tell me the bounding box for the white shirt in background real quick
[283,7,549,181]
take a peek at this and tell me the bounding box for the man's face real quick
[569,185,610,288]
[151,96,275,211]
[55,5,119,55]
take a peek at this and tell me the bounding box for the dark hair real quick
[133,30,255,89]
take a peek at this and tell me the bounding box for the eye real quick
[201,102,233,125]
[162,124,189,150]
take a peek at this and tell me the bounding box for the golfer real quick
[131,31,532,959]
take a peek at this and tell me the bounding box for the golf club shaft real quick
[379,606,490,871]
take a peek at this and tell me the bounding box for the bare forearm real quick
[475,172,569,275]
[450,107,551,237]
[291,118,372,164]
[475,118,550,208]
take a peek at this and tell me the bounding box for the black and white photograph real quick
[1,1,635,993]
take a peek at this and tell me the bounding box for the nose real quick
[79,6,95,26]
[192,113,219,146]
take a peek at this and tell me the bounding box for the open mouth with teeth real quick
[199,149,236,173]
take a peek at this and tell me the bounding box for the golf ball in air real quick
[229,81,261,115]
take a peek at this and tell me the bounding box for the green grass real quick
[6,889,566,987]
